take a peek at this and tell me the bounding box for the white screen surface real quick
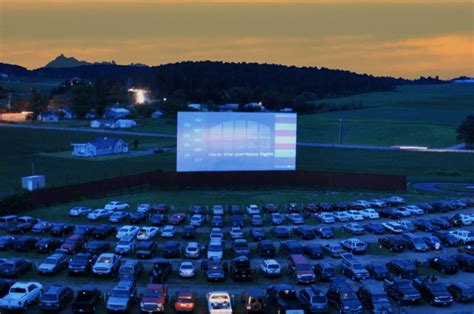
[177,112,297,172]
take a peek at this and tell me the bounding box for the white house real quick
[187,103,202,111]
[104,107,130,119]
[217,103,239,112]
[38,112,59,122]
[71,137,128,157]
[244,102,266,111]
[110,119,136,129]
[151,110,163,119]
[90,120,102,128]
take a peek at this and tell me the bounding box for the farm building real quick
[104,107,130,119]
[71,137,128,157]
[111,119,136,129]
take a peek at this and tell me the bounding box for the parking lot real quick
[1,191,474,313]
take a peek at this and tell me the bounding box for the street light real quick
[338,116,344,145]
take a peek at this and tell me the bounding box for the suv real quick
[257,240,276,257]
[230,256,253,281]
[288,254,316,284]
[68,253,96,276]
[106,280,137,312]
[115,235,136,255]
[386,259,418,279]
[314,262,335,281]
[357,280,393,313]
[326,279,362,314]
[340,254,370,281]
[280,241,304,256]
[0,258,32,278]
[452,253,474,272]
[150,259,172,283]
[92,253,121,277]
[293,226,315,240]
[340,238,367,254]
[447,282,474,303]
[412,278,453,306]
[429,256,459,274]
[378,235,406,252]
[266,284,305,313]
[260,259,281,278]
[241,288,266,313]
[384,277,421,305]
[140,284,168,313]
[39,284,73,312]
[233,239,250,256]
[119,260,144,280]
[298,285,328,313]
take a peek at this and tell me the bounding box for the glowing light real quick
[128,88,148,104]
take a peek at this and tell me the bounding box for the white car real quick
[178,262,196,278]
[449,229,474,244]
[316,212,335,224]
[190,214,205,227]
[458,214,472,225]
[184,242,201,259]
[212,205,225,216]
[246,204,260,215]
[160,225,176,238]
[109,211,129,223]
[260,259,281,277]
[114,235,136,255]
[92,253,121,276]
[87,209,112,221]
[69,207,92,217]
[359,208,379,219]
[369,199,387,208]
[347,210,364,221]
[382,221,404,234]
[397,208,412,217]
[229,227,244,239]
[402,205,424,215]
[0,282,43,310]
[116,225,139,239]
[207,239,224,260]
[210,228,224,240]
[333,211,351,222]
[105,201,129,211]
[351,200,371,209]
[207,291,233,314]
[137,203,152,214]
[137,226,159,240]
[340,238,367,253]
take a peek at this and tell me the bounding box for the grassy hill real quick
[300,84,474,147]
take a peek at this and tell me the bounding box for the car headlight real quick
[344,305,349,310]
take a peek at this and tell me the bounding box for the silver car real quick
[106,280,136,312]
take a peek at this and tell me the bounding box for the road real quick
[2,123,473,153]
[412,182,474,195]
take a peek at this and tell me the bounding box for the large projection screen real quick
[177,112,297,172]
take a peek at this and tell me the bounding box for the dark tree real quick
[28,88,47,120]
[71,85,95,117]
[133,139,139,150]
[457,115,474,149]
[94,79,108,116]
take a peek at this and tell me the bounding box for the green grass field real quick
[302,84,474,147]
[1,126,474,195]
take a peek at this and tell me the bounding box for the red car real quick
[169,213,187,225]
[60,234,85,254]
[174,290,196,313]
[140,284,167,313]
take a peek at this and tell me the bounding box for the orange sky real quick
[0,0,473,78]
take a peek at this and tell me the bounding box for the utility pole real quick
[31,161,35,176]
[338,116,344,145]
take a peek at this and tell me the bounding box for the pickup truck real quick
[207,291,233,314]
[0,281,43,311]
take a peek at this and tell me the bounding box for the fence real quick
[26,170,406,206]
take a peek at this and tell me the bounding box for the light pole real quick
[338,116,344,145]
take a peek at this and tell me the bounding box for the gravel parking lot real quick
[1,195,474,314]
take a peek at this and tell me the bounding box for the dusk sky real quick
[0,0,472,79]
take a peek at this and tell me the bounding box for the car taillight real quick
[176,302,194,309]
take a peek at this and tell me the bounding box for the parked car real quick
[369,199,387,208]
[0,258,32,278]
[347,210,364,221]
[429,256,459,274]
[397,220,416,232]
[333,211,351,222]
[293,226,315,240]
[340,254,370,281]
[60,234,85,254]
[342,222,365,235]
[129,211,147,224]
[280,240,304,256]
[39,284,74,312]
[366,263,390,280]
[35,237,64,253]
[326,278,362,314]
[32,221,53,233]
[401,205,424,215]
[386,259,418,279]
[458,245,474,256]
[36,253,68,275]
[161,225,176,238]
[212,205,225,216]
[108,211,129,223]
[401,232,429,252]
[241,288,266,313]
[72,289,102,314]
[452,253,474,272]
[357,280,393,313]
[178,262,196,278]
[359,208,380,219]
[0,235,15,250]
[313,225,334,239]
[119,260,144,280]
[150,213,166,226]
[314,262,335,281]
[315,212,335,224]
[271,226,290,238]
[263,203,278,213]
[150,259,172,283]
[429,217,451,229]
[87,209,112,221]
[449,229,474,244]
[115,235,136,255]
[233,239,250,256]
[260,259,281,278]
[365,223,385,234]
[303,244,323,259]
[298,285,328,313]
[83,240,110,256]
[92,253,121,277]
[68,253,96,276]
[92,224,115,239]
[340,238,367,254]
[137,203,152,214]
[382,221,404,234]
[162,241,180,258]
[251,228,266,241]
[423,235,443,250]
[137,226,159,240]
[288,254,316,284]
[266,284,305,313]
[170,213,187,225]
[322,244,345,258]
[189,214,205,227]
[175,290,196,313]
[116,225,139,240]
[230,255,253,281]
[0,281,43,311]
[136,240,157,259]
[378,235,406,252]
[270,213,285,225]
[414,219,440,232]
[433,230,461,246]
[286,213,305,224]
[412,277,453,306]
[69,207,92,217]
[202,259,227,282]
[211,216,223,228]
[257,240,276,257]
[379,208,403,219]
[207,291,233,314]
[250,214,264,227]
[246,204,260,215]
[383,196,405,205]
[14,236,38,252]
[447,282,474,303]
[106,279,137,313]
[105,201,129,211]
[384,277,421,305]
[231,214,245,228]
[184,242,202,259]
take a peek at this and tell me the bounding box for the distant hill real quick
[45,54,91,68]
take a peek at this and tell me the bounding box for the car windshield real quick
[373,294,390,303]
[111,289,129,298]
[209,245,222,251]
[144,289,162,298]
[118,240,130,245]
[341,291,357,300]
[268,264,279,269]
[352,263,364,269]
[296,264,312,271]
[42,293,58,301]
[97,256,112,263]
[311,295,326,303]
[43,258,57,265]
[432,283,447,292]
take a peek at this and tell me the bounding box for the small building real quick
[90,120,102,128]
[110,119,136,129]
[104,107,130,119]
[187,103,202,111]
[71,137,128,157]
[58,108,76,120]
[217,103,240,112]
[244,102,266,112]
[38,112,59,123]
[151,110,164,119]
[21,175,45,191]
